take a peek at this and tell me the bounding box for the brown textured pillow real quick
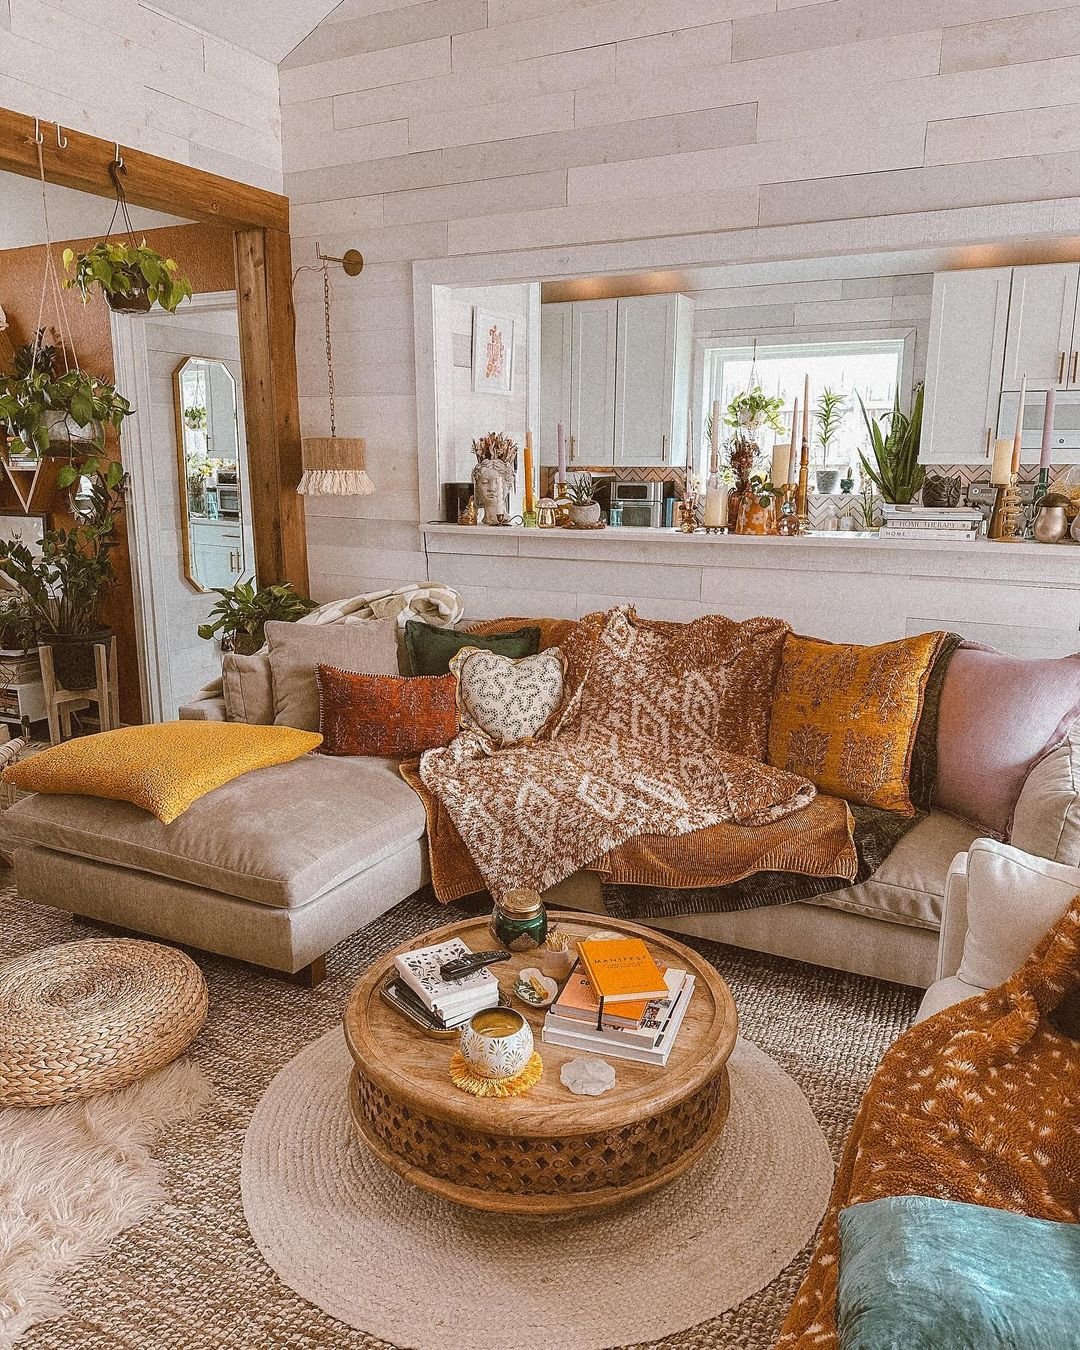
[767,631,945,815]
[222,651,274,724]
[317,665,457,757]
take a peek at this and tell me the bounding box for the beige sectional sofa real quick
[5,618,1077,990]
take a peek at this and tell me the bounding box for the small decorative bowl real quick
[513,968,559,1008]
[459,1008,534,1081]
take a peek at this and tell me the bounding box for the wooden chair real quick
[40,637,119,745]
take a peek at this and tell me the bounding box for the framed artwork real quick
[0,513,47,556]
[472,308,515,395]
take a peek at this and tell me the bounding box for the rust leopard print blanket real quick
[778,894,1080,1349]
[418,606,818,902]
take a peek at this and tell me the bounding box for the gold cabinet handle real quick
[1059,351,1067,383]
[569,433,576,462]
[985,426,992,459]
[1072,351,1079,384]
[661,433,668,463]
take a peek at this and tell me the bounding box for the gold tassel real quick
[449,1050,544,1098]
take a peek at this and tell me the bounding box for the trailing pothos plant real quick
[724,387,786,435]
[0,334,132,458]
[63,240,193,314]
[197,581,316,655]
[857,383,926,505]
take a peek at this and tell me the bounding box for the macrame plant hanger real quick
[295,245,373,497]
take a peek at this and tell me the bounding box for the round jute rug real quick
[241,1029,832,1350]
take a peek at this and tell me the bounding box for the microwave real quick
[609,480,664,528]
[998,389,1080,455]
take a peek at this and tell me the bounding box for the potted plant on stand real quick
[63,241,193,314]
[197,581,316,655]
[0,463,128,690]
[813,388,847,494]
[857,383,925,506]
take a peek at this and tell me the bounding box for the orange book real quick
[577,937,668,1005]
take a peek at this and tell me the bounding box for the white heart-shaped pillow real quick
[449,646,566,748]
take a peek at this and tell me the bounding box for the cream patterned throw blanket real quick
[418,607,817,901]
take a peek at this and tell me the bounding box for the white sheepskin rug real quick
[0,1059,211,1347]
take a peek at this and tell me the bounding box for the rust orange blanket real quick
[414,607,825,902]
[778,895,1080,1350]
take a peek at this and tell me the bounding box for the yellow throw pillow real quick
[767,631,945,815]
[2,722,322,824]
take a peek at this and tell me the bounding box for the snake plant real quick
[857,383,925,505]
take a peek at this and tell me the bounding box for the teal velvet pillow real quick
[838,1196,1080,1350]
[404,621,541,677]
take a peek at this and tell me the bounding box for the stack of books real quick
[393,938,501,1029]
[542,937,695,1067]
[879,504,984,542]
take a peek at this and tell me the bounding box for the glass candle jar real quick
[490,889,548,952]
[459,1007,534,1080]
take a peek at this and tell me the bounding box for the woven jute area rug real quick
[242,1031,831,1350]
[0,883,920,1350]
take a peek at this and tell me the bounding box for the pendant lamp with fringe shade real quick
[297,252,374,497]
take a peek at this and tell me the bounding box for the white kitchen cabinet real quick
[190,520,246,590]
[569,299,618,466]
[539,293,693,470]
[613,293,693,466]
[921,268,1011,464]
[539,303,573,467]
[1002,263,1080,390]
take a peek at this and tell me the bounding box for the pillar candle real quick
[787,398,799,485]
[556,421,566,484]
[703,480,729,528]
[1040,387,1056,469]
[1011,374,1026,474]
[802,375,810,446]
[523,431,535,514]
[771,441,788,489]
[991,438,1014,486]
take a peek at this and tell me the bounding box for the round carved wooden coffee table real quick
[343,911,737,1215]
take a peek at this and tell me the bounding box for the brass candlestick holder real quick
[777,485,799,536]
[987,476,1026,542]
[795,439,811,535]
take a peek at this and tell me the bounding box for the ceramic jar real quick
[1034,504,1070,543]
[459,1008,534,1080]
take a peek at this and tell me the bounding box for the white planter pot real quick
[568,501,601,526]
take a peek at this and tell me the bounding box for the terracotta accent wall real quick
[0,221,236,723]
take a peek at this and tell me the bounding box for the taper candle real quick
[787,397,799,485]
[990,438,1014,486]
[556,421,566,485]
[802,375,810,446]
[523,431,535,515]
[1040,387,1056,469]
[1011,375,1026,474]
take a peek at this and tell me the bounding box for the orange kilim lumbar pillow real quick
[767,630,945,815]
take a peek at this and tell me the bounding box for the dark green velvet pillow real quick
[404,621,542,677]
[838,1196,1080,1349]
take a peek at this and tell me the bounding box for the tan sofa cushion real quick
[3,754,425,909]
[1010,718,1080,866]
[222,651,274,724]
[810,810,980,930]
[266,619,399,730]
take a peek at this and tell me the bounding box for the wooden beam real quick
[0,107,289,234]
[234,228,308,591]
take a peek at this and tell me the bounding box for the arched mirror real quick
[174,356,250,593]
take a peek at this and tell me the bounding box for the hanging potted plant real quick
[197,581,316,654]
[0,461,128,689]
[63,240,193,314]
[0,334,132,459]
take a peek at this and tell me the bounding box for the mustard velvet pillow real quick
[767,631,945,815]
[2,722,322,824]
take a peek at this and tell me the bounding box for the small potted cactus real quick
[566,473,601,526]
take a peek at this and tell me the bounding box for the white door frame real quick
[111,291,238,723]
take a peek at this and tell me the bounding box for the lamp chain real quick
[323,265,336,439]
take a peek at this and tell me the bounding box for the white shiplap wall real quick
[281,0,1080,606]
[0,0,282,190]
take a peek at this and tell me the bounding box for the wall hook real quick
[113,142,124,169]
[316,242,364,277]
[56,123,68,150]
[32,118,44,146]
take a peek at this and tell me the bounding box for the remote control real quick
[439,950,512,981]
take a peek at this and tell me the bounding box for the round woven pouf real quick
[0,938,208,1107]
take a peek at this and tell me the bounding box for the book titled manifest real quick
[394,939,500,1020]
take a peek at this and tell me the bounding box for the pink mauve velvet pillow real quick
[934,646,1080,835]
